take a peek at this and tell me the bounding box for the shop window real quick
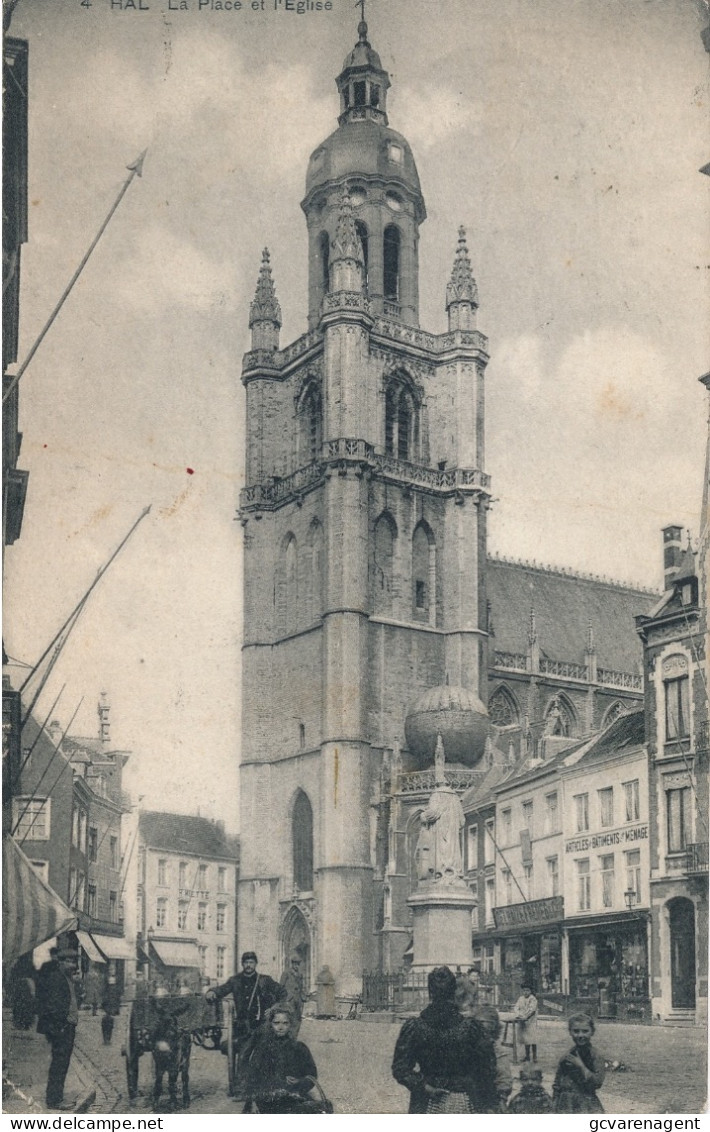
[541,933,562,993]
[198,903,207,932]
[216,904,226,933]
[576,858,590,911]
[625,850,641,904]
[666,786,691,852]
[501,808,512,845]
[484,819,495,866]
[13,797,50,841]
[522,800,533,837]
[544,792,558,835]
[665,675,690,740]
[383,225,401,302]
[600,854,615,908]
[178,902,188,930]
[502,868,512,905]
[156,897,167,928]
[598,787,614,828]
[467,824,478,870]
[623,779,640,822]
[293,790,314,891]
[574,793,589,833]
[547,855,559,897]
[158,859,167,887]
[523,863,534,900]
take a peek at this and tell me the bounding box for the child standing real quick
[513,982,538,1063]
[472,1005,512,1112]
[552,1013,605,1113]
[507,1065,553,1113]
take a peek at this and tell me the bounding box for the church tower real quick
[237,17,490,994]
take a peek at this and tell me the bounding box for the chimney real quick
[48,720,63,745]
[98,692,110,745]
[662,524,684,589]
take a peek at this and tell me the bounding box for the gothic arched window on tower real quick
[373,512,397,617]
[355,220,369,292]
[383,224,401,303]
[384,376,421,463]
[292,790,314,891]
[319,230,330,294]
[306,518,324,621]
[412,521,436,625]
[298,382,322,466]
[544,695,576,738]
[398,391,412,461]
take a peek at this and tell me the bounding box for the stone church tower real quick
[237,19,491,995]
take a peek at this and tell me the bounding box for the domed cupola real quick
[405,685,490,770]
[302,15,426,330]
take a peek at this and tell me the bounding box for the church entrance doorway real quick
[281,905,312,993]
[668,897,696,1009]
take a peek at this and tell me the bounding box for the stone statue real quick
[415,734,465,884]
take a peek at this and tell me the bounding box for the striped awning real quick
[2,836,76,966]
[76,929,106,965]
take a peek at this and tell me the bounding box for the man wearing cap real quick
[35,947,80,1111]
[207,951,286,1088]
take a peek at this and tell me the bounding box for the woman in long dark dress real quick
[245,1005,322,1113]
[552,1013,605,1113]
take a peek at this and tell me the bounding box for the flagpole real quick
[3,150,147,407]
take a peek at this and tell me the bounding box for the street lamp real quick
[624,889,636,910]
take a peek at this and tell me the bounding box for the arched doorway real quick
[668,897,696,1009]
[282,905,312,993]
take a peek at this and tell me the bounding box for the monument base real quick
[407,883,476,971]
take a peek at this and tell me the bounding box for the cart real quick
[121,992,237,1102]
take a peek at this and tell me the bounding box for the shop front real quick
[492,896,565,1004]
[566,912,650,1021]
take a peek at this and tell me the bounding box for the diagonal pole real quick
[3,151,147,406]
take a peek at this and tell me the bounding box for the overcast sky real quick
[4,0,709,830]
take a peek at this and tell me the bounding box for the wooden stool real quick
[498,1012,519,1063]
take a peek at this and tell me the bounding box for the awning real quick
[76,930,106,964]
[151,938,201,970]
[2,836,76,966]
[92,932,135,961]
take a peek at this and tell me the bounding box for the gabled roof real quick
[139,811,239,861]
[487,557,656,672]
[566,708,645,769]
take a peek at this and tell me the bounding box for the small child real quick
[552,1012,605,1113]
[507,1065,553,1113]
[472,1004,512,1112]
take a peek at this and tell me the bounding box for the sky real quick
[4,0,709,831]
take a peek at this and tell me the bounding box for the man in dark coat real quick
[207,951,286,1093]
[392,965,497,1114]
[35,947,80,1110]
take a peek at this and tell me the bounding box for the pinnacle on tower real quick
[249,248,281,351]
[328,188,364,294]
[446,226,479,331]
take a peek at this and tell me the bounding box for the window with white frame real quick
[600,854,614,908]
[216,904,226,933]
[484,819,495,866]
[88,827,98,863]
[218,866,227,893]
[13,798,50,841]
[598,787,614,829]
[574,793,589,833]
[521,801,533,836]
[501,809,512,844]
[109,890,118,923]
[665,675,690,740]
[156,897,167,928]
[110,836,119,869]
[178,902,188,930]
[216,946,226,980]
[485,877,495,924]
[158,858,167,886]
[467,824,478,870]
[197,903,207,932]
[623,780,640,822]
[198,864,208,891]
[502,868,512,905]
[544,792,558,835]
[179,861,188,888]
[666,786,691,852]
[625,849,641,904]
[576,858,590,911]
[546,855,559,897]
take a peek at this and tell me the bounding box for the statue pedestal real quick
[407,882,476,971]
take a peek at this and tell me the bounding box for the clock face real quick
[385,191,403,211]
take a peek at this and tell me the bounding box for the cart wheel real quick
[123,1014,140,1101]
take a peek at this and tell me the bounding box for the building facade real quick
[133,811,239,992]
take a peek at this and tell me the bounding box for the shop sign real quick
[565,825,648,853]
[493,895,564,929]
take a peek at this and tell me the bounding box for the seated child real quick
[507,1064,553,1113]
[552,1012,605,1113]
[472,1004,512,1112]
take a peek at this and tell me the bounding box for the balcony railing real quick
[685,842,709,875]
[696,721,709,753]
[397,768,486,794]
